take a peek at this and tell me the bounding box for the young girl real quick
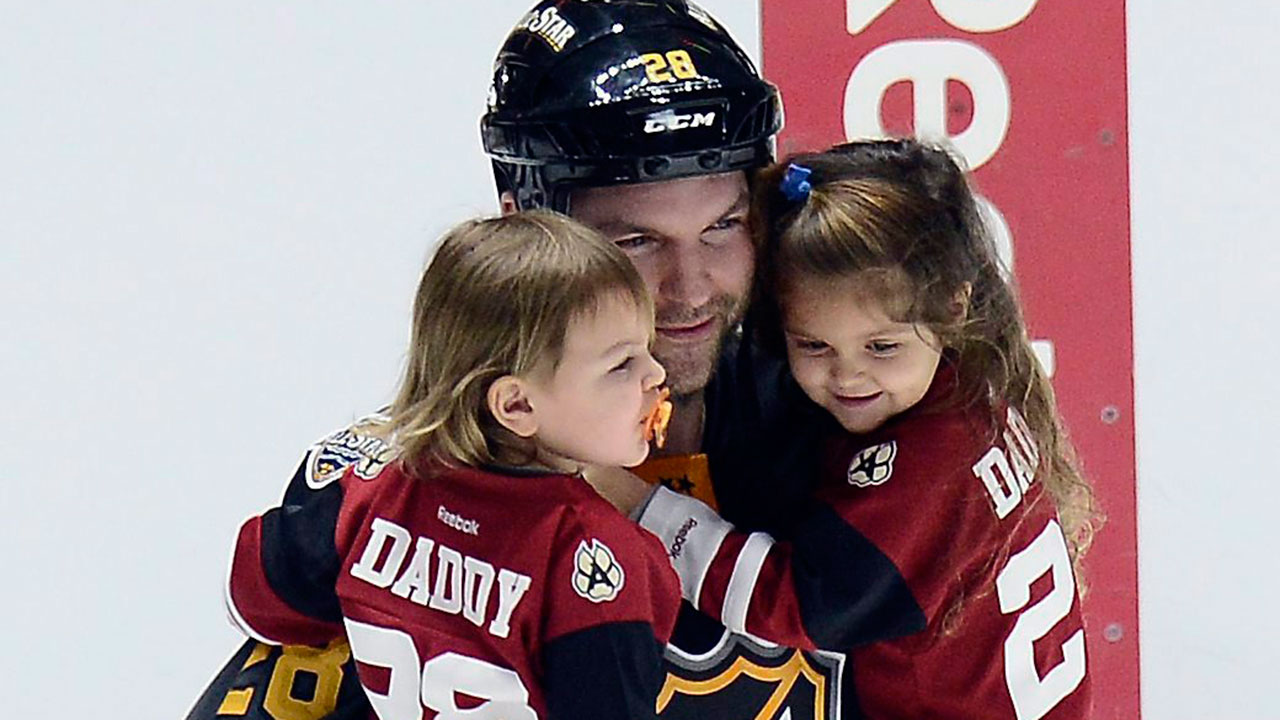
[224,211,679,720]
[606,139,1100,719]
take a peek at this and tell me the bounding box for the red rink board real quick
[761,2,1139,717]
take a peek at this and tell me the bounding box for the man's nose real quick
[659,242,713,309]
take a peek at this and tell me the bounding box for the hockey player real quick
[596,139,1099,719]
[187,2,841,719]
[225,211,680,720]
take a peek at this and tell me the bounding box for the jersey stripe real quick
[638,487,733,607]
[721,532,774,634]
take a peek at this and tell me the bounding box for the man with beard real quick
[188,2,840,719]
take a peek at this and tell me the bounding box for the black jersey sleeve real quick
[788,502,926,648]
[702,327,833,538]
[543,622,667,720]
[636,487,927,653]
[226,479,347,645]
[258,483,345,623]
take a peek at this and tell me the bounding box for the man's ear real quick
[487,375,537,438]
[499,191,519,216]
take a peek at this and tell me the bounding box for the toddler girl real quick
[621,139,1099,720]
[226,210,679,720]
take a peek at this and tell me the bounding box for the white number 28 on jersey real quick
[995,519,1086,720]
[344,619,537,720]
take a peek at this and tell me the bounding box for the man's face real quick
[570,172,754,396]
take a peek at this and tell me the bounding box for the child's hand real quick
[582,465,654,516]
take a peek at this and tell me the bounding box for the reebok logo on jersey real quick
[437,506,480,536]
[572,539,625,603]
[669,517,698,559]
[847,441,897,487]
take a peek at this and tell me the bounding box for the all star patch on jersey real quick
[846,441,897,488]
[304,414,396,488]
[572,539,625,603]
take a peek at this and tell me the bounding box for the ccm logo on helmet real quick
[515,6,576,52]
[643,110,717,134]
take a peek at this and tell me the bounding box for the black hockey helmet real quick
[481,0,783,211]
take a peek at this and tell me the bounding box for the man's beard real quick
[653,293,747,397]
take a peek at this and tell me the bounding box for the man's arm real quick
[187,418,389,720]
[543,623,668,720]
[185,638,366,720]
[634,487,926,652]
[701,327,828,536]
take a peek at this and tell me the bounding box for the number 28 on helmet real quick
[481,0,784,212]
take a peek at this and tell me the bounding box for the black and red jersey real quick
[638,365,1092,720]
[225,458,680,720]
[190,333,1091,720]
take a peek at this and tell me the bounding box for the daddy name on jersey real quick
[347,516,533,639]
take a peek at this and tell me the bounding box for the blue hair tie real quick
[779,163,812,203]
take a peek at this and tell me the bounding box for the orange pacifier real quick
[642,387,673,449]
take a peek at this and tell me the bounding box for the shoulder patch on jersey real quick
[304,413,397,488]
[572,539,625,603]
[846,441,897,488]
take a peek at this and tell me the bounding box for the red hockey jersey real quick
[227,459,681,720]
[636,366,1092,719]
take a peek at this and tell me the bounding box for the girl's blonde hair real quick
[379,210,652,470]
[753,139,1101,570]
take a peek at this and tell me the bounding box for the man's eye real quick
[704,215,746,244]
[708,215,745,232]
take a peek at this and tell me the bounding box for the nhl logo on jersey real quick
[659,634,843,720]
[572,539,625,603]
[846,442,897,487]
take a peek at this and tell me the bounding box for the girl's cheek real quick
[785,352,804,379]
[788,357,821,388]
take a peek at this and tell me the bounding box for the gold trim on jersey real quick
[657,649,827,720]
[633,453,717,510]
